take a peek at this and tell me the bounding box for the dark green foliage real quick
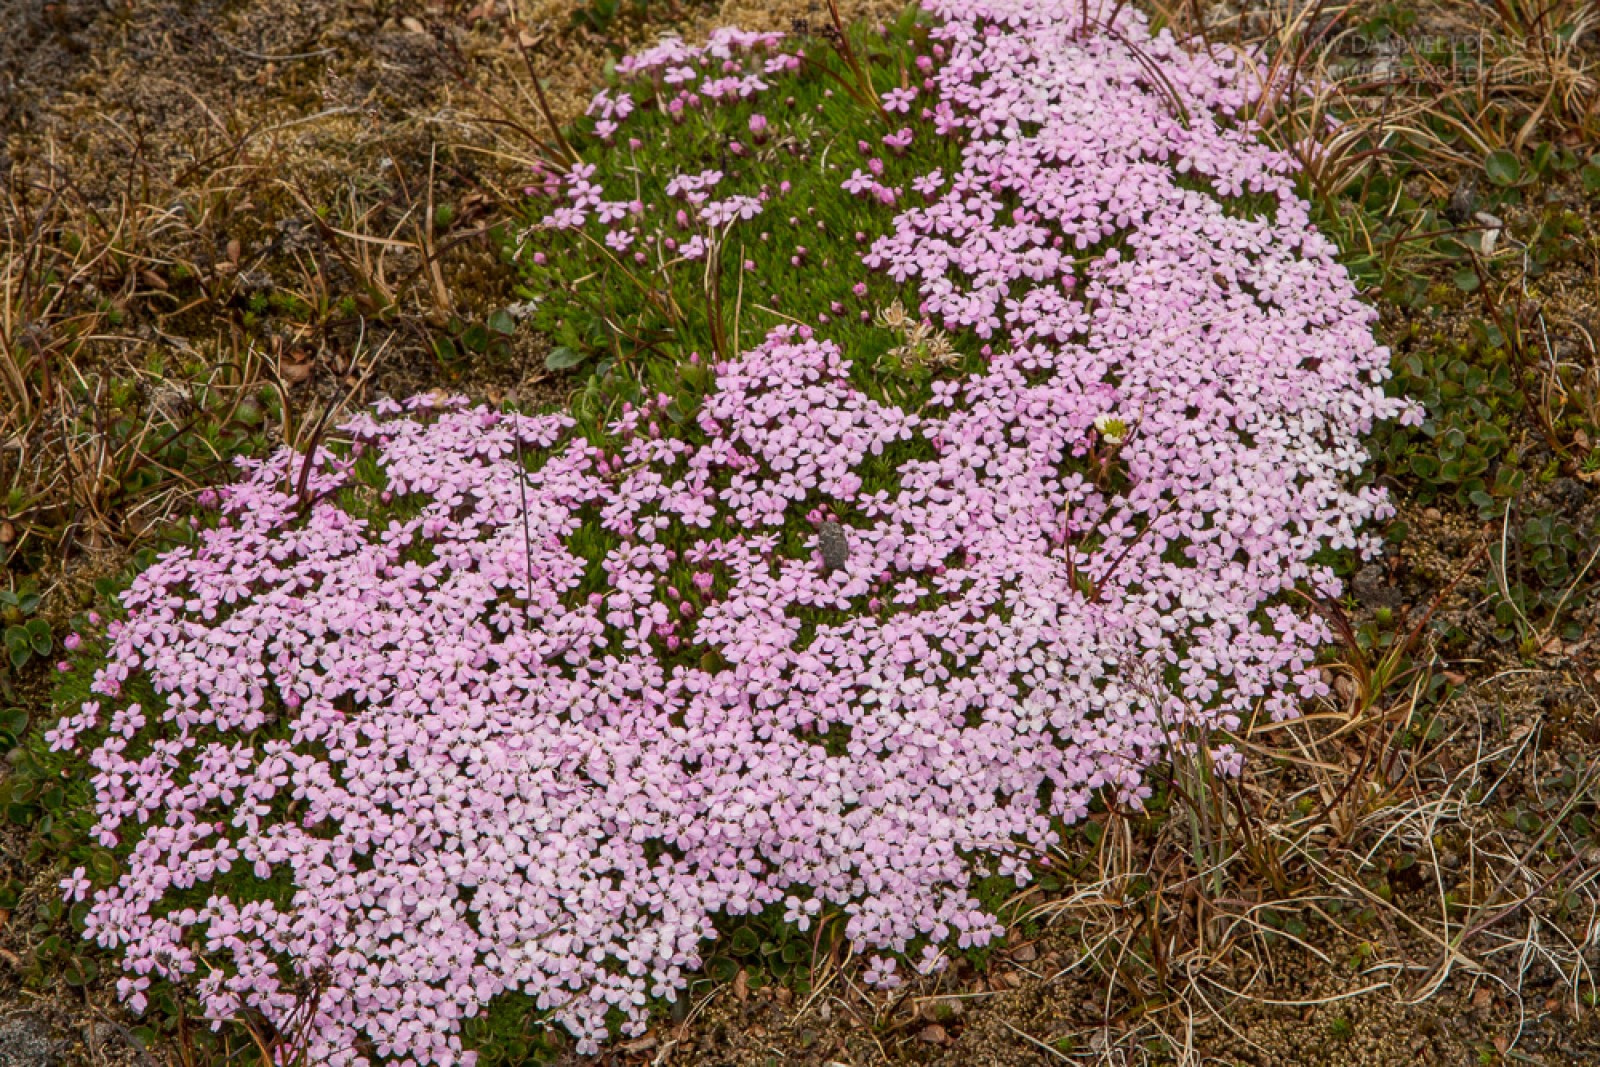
[1376,329,1522,514]
[2,587,50,680]
[1488,504,1600,646]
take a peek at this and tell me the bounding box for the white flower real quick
[1093,413,1128,445]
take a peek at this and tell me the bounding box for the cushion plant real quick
[45,1,1413,1062]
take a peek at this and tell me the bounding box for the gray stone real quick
[1352,563,1402,611]
[818,520,849,573]
[0,1015,60,1067]
[1445,176,1477,224]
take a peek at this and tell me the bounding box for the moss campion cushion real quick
[52,2,1413,1062]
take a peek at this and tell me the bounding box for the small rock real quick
[1548,478,1589,513]
[1473,211,1504,257]
[918,1024,948,1045]
[1011,943,1037,962]
[83,1023,140,1060]
[1445,177,1477,224]
[1352,563,1402,611]
[1333,673,1357,705]
[818,520,849,573]
[233,270,273,297]
[84,1022,114,1049]
[1383,750,1408,786]
[0,1015,60,1067]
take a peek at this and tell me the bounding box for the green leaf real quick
[1485,149,1522,186]
[1531,142,1553,176]
[1452,267,1480,292]
[1582,164,1600,195]
[25,620,50,657]
[87,850,119,883]
[729,926,760,956]
[0,708,27,739]
[488,309,517,335]
[544,346,585,371]
[63,955,98,987]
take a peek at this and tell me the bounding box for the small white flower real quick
[1093,413,1128,445]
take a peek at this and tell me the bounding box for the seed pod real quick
[818,520,849,573]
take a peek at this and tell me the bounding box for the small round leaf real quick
[1484,149,1521,186]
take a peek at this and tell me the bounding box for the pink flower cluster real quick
[604,25,796,130]
[63,1,1414,1062]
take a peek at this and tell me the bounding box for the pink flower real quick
[60,867,90,902]
[881,87,917,113]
